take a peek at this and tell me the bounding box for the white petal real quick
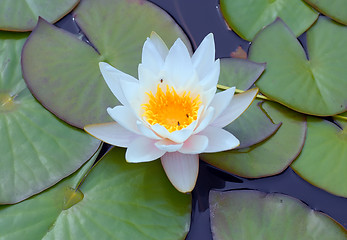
[172,70,200,96]
[155,139,183,152]
[84,122,137,147]
[201,87,217,108]
[209,87,235,123]
[163,38,194,89]
[168,128,194,144]
[200,126,240,153]
[151,123,171,139]
[142,37,165,74]
[138,64,165,95]
[107,106,140,134]
[161,152,199,193]
[126,136,165,163]
[150,32,169,60]
[138,64,156,89]
[192,33,215,62]
[167,120,197,143]
[199,59,220,90]
[119,78,141,114]
[137,121,161,140]
[193,106,214,134]
[192,33,215,80]
[179,135,208,154]
[211,88,258,127]
[99,62,138,106]
[191,34,220,90]
[150,121,197,143]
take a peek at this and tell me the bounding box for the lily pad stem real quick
[217,84,273,101]
[74,146,113,192]
[334,115,347,121]
[217,84,347,121]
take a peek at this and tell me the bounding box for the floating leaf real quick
[201,102,306,178]
[292,117,347,198]
[0,0,79,31]
[219,58,265,91]
[305,0,347,25]
[224,100,281,149]
[0,31,100,204]
[0,148,191,240]
[22,0,190,129]
[218,59,279,148]
[249,17,347,116]
[210,190,347,240]
[220,0,318,41]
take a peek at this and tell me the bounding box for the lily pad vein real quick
[11,113,42,182]
[16,106,73,163]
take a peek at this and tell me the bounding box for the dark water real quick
[55,0,347,239]
[149,0,250,58]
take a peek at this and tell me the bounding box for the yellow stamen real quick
[142,84,201,132]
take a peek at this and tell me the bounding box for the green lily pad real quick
[210,190,347,240]
[292,117,347,198]
[0,31,100,204]
[249,17,347,116]
[0,0,79,31]
[220,0,318,41]
[225,99,281,149]
[0,147,191,240]
[201,102,306,178]
[219,58,266,91]
[218,59,280,148]
[305,0,347,25]
[22,0,191,129]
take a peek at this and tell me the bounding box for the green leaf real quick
[219,58,266,91]
[0,0,79,31]
[224,99,281,149]
[220,0,318,41]
[22,0,191,129]
[292,117,347,197]
[201,102,306,178]
[210,190,347,240]
[249,17,347,116]
[0,31,100,204]
[0,148,191,240]
[218,59,280,148]
[305,0,347,25]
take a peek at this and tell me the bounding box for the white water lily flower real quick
[84,32,258,193]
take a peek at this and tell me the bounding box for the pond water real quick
[56,0,347,239]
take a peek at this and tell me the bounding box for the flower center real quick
[142,84,201,132]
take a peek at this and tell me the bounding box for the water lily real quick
[84,32,258,193]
